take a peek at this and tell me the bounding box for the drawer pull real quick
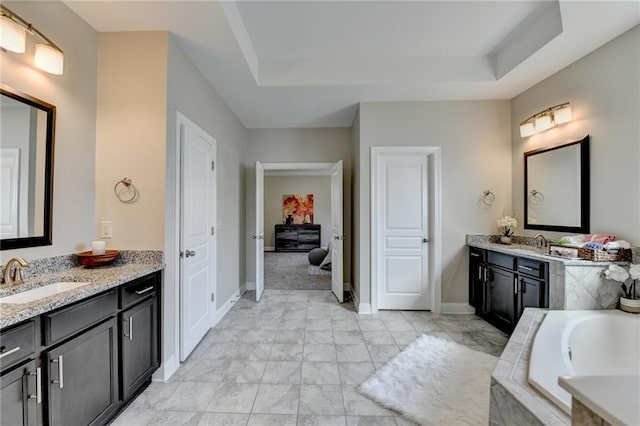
[129,316,133,341]
[514,277,519,295]
[519,265,534,271]
[0,346,20,359]
[470,253,480,258]
[28,367,42,404]
[134,286,154,295]
[51,355,64,389]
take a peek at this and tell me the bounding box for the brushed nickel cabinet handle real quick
[134,286,154,295]
[129,316,133,341]
[514,277,519,295]
[519,265,534,271]
[28,367,42,403]
[51,356,63,389]
[0,346,20,359]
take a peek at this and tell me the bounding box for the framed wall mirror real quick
[0,86,56,250]
[524,135,590,233]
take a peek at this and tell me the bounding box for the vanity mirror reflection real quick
[0,86,55,250]
[524,135,590,233]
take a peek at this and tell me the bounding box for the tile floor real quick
[112,290,508,426]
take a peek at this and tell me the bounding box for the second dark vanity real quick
[469,247,549,334]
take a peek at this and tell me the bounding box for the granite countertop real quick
[0,251,164,329]
[467,235,627,266]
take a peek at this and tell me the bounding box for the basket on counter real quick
[577,247,632,262]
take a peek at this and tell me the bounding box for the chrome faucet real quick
[2,257,30,285]
[534,234,548,249]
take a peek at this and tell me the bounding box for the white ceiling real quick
[65,1,640,129]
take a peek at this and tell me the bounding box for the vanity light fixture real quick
[519,103,572,138]
[0,5,64,75]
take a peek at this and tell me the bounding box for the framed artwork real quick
[283,194,314,224]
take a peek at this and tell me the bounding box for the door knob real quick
[251,235,257,240]
[423,238,430,243]
[185,250,196,257]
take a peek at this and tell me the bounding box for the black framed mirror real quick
[0,86,55,250]
[524,135,590,233]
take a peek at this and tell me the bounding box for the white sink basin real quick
[0,282,90,304]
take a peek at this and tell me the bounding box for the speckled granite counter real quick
[490,309,570,426]
[0,250,164,329]
[467,235,632,310]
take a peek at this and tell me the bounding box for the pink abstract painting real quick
[283,194,314,224]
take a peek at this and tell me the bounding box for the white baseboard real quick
[216,287,242,324]
[344,282,351,292]
[153,354,179,382]
[351,288,372,314]
[265,246,275,252]
[441,303,474,314]
[239,282,247,296]
[245,281,255,290]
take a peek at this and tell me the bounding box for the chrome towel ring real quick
[481,190,495,206]
[114,177,138,203]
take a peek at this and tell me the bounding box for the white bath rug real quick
[358,335,498,426]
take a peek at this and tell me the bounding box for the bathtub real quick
[529,310,640,414]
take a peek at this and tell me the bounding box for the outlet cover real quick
[100,221,112,239]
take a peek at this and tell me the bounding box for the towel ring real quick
[481,190,495,206]
[114,177,138,203]
[529,189,544,206]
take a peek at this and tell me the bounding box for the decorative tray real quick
[76,249,121,267]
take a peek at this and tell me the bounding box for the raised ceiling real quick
[66,1,640,128]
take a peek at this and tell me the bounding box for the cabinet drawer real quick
[469,247,486,262]
[43,290,117,346]
[120,274,157,309]
[0,321,36,372]
[487,251,515,270]
[517,258,547,279]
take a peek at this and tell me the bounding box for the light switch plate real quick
[100,221,112,239]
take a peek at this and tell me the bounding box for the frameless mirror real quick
[0,86,55,250]
[524,135,590,233]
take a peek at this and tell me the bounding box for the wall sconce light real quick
[0,5,64,75]
[519,103,572,138]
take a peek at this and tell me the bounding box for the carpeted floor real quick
[264,252,331,290]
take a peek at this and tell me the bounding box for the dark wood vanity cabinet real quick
[0,271,161,426]
[46,318,118,426]
[469,248,549,334]
[275,224,321,252]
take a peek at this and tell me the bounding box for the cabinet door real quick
[487,266,517,333]
[47,318,118,426]
[517,276,547,317]
[120,297,157,399]
[0,361,38,426]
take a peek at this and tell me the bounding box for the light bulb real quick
[0,15,26,53]
[34,44,64,75]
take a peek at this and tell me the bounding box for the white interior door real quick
[330,160,344,302]
[255,161,265,301]
[0,148,20,238]
[180,123,216,361]
[375,154,431,310]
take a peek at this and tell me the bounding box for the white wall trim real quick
[370,146,443,314]
[245,281,256,291]
[441,303,475,314]
[239,282,247,296]
[152,354,179,382]
[351,287,371,314]
[264,246,275,252]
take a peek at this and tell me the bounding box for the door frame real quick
[254,161,344,297]
[173,111,217,363]
[370,146,442,314]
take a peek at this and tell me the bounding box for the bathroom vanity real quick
[469,246,549,334]
[0,253,163,426]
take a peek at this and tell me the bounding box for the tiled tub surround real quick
[0,250,164,328]
[490,309,570,426]
[467,235,633,310]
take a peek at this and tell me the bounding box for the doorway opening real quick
[253,161,344,302]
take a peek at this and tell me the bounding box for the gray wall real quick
[355,101,512,307]
[244,128,353,286]
[511,25,640,245]
[0,1,97,262]
[264,176,331,248]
